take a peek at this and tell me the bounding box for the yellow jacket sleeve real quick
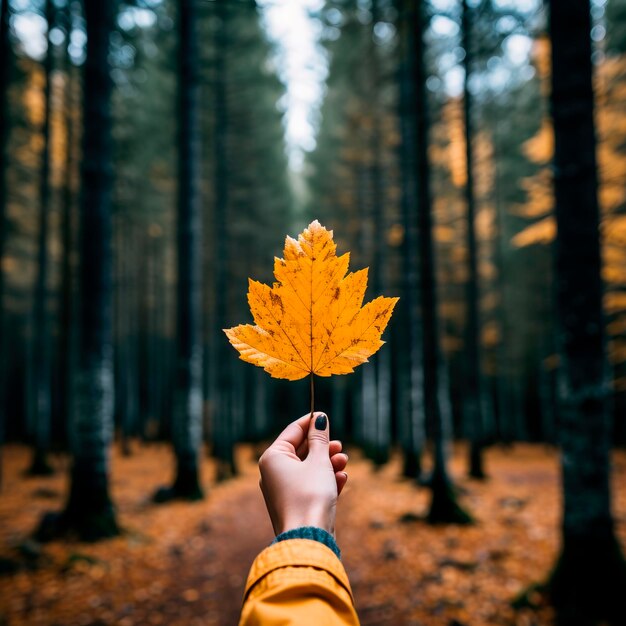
[239,538,360,626]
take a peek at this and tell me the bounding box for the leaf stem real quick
[310,372,315,419]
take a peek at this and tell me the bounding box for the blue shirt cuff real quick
[272,526,341,559]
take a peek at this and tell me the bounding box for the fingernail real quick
[315,414,327,431]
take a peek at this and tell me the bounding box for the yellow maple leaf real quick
[224,220,398,382]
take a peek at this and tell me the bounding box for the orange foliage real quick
[604,215,626,246]
[386,223,404,247]
[511,216,556,248]
[443,98,467,189]
[434,224,456,243]
[476,206,495,241]
[532,36,551,84]
[522,119,553,165]
[23,64,45,127]
[608,339,626,364]
[605,293,626,315]
[224,221,398,380]
[481,320,501,348]
[475,132,495,198]
[603,264,626,286]
[512,171,553,219]
[607,317,626,336]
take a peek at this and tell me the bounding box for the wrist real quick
[280,511,334,536]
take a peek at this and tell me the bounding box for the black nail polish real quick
[315,415,327,431]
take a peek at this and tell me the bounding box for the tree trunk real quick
[548,1,626,622]
[409,0,472,524]
[396,0,424,479]
[57,3,78,455]
[353,14,375,455]
[146,229,163,442]
[29,0,55,476]
[115,215,138,456]
[368,0,391,467]
[37,0,120,541]
[331,376,347,442]
[491,118,513,445]
[212,0,237,482]
[0,0,12,490]
[460,0,487,480]
[155,0,204,501]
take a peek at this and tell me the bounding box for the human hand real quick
[259,412,349,537]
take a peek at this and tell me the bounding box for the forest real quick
[0,0,625,624]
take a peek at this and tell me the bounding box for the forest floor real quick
[0,443,625,626]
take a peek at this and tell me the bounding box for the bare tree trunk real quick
[491,117,513,445]
[356,19,376,460]
[331,376,347,442]
[213,0,237,482]
[396,0,424,479]
[461,0,487,480]
[155,0,204,501]
[367,0,391,467]
[0,0,12,491]
[409,0,472,524]
[547,1,626,623]
[146,229,163,442]
[36,0,120,541]
[57,2,78,456]
[114,215,138,456]
[29,0,55,476]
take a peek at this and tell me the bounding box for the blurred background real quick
[0,0,625,625]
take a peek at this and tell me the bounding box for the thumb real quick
[307,412,330,460]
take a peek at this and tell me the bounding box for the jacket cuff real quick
[243,539,353,604]
[272,526,341,559]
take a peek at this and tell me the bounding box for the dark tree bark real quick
[354,10,376,453]
[0,0,12,490]
[115,216,139,456]
[547,1,626,623]
[491,117,514,445]
[146,229,164,442]
[37,0,120,541]
[56,2,78,455]
[330,376,347,442]
[460,0,487,480]
[155,0,204,500]
[212,0,237,482]
[409,0,472,524]
[367,0,391,466]
[29,0,55,476]
[396,0,424,479]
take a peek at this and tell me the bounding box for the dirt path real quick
[1,444,625,626]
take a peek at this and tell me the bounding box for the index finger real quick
[271,412,324,453]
